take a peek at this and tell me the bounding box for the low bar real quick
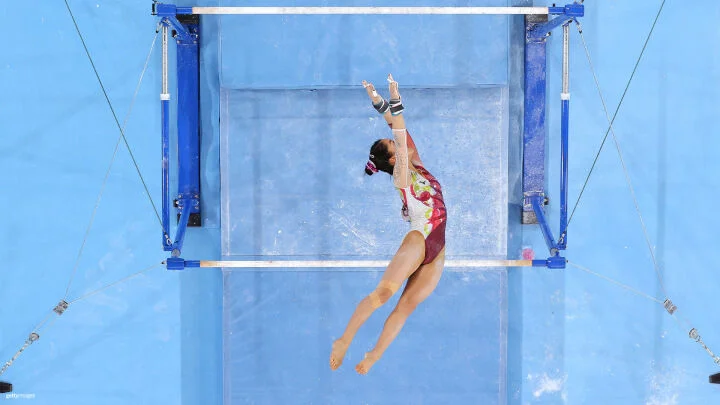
[201,259,536,267]
[163,258,565,270]
[191,6,551,15]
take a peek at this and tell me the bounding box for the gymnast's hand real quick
[362,80,384,105]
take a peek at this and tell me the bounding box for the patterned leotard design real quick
[397,165,447,264]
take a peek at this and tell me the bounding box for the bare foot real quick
[355,352,380,375]
[362,80,383,104]
[387,74,400,99]
[329,339,349,370]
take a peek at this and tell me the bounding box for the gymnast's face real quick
[383,138,417,167]
[383,139,397,166]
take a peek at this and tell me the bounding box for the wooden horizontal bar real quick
[191,6,549,15]
[200,259,534,269]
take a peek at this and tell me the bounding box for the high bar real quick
[198,259,536,268]
[191,7,550,15]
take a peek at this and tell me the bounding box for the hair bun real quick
[365,160,378,175]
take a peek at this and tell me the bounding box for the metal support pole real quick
[172,198,193,256]
[161,24,172,251]
[558,23,570,249]
[531,196,559,255]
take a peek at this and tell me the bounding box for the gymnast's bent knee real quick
[368,280,401,309]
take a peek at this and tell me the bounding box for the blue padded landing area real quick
[221,87,510,404]
[222,270,507,404]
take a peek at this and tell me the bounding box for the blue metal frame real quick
[548,3,584,17]
[528,15,576,40]
[153,3,193,17]
[153,2,584,269]
[157,12,201,257]
[522,3,584,267]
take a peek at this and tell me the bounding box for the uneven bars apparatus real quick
[152,2,584,271]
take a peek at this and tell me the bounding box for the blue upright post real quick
[522,13,549,226]
[175,14,201,235]
[523,4,583,256]
[558,23,570,250]
[161,24,172,251]
[155,10,202,257]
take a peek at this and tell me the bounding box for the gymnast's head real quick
[365,139,395,176]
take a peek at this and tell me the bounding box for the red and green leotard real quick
[395,129,447,265]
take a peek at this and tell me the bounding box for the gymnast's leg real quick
[330,231,425,370]
[355,247,445,374]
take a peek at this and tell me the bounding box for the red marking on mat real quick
[522,248,534,260]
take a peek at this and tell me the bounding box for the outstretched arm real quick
[387,75,411,189]
[404,130,423,167]
[363,80,393,125]
[362,79,423,168]
[391,128,410,188]
[387,125,422,167]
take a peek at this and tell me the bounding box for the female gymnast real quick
[330,74,447,375]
